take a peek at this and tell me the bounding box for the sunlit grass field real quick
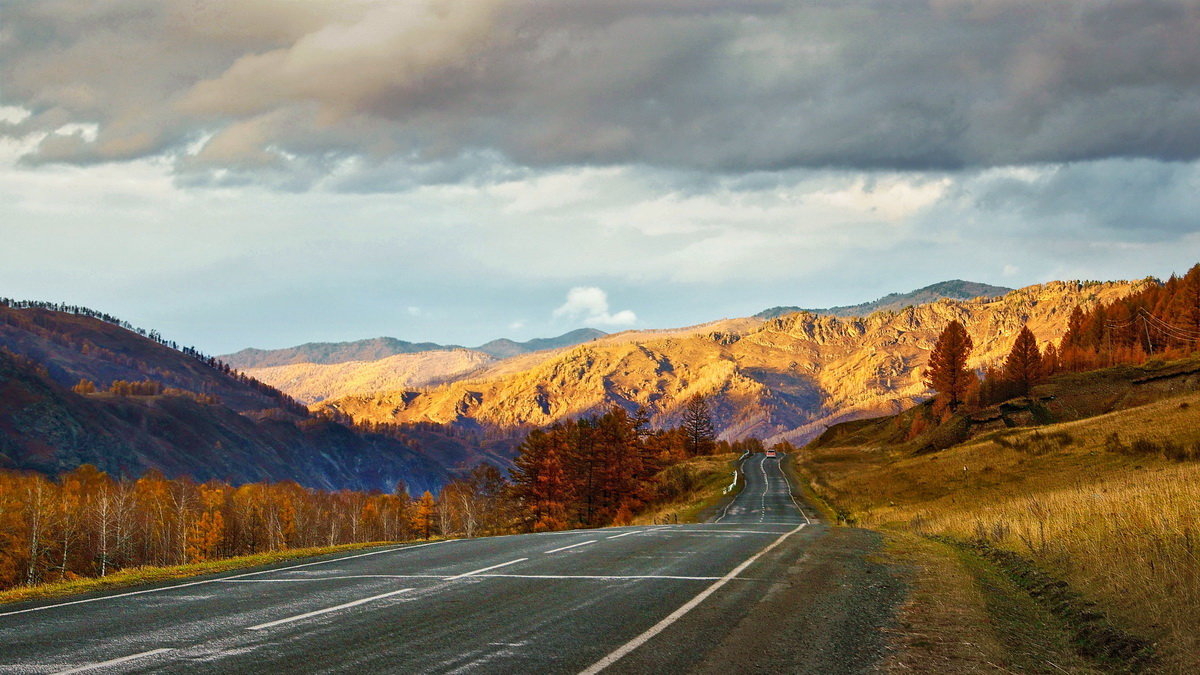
[802,389,1200,671]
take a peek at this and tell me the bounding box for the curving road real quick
[0,454,899,674]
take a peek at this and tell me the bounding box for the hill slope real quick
[244,349,496,404]
[798,355,1200,670]
[0,303,507,490]
[0,348,450,492]
[319,279,1146,445]
[0,304,295,414]
[756,280,1013,320]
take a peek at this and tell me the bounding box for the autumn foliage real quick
[1058,265,1200,369]
[925,320,974,413]
[0,466,419,590]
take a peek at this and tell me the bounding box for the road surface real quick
[0,454,901,674]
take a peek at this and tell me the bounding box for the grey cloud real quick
[4,0,1200,182]
[947,159,1200,240]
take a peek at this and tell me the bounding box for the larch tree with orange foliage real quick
[925,320,974,413]
[1004,326,1043,396]
[413,491,437,540]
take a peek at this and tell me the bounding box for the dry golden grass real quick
[631,453,740,525]
[882,532,1095,674]
[803,389,1200,672]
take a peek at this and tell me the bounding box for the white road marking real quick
[636,529,781,535]
[544,540,597,554]
[53,648,173,674]
[0,540,448,618]
[606,531,636,539]
[758,456,769,523]
[219,570,754,583]
[714,454,751,523]
[579,522,807,675]
[777,455,815,525]
[480,574,726,581]
[443,558,528,581]
[247,588,413,631]
[220,575,446,583]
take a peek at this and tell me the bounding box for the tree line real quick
[0,397,730,591]
[0,464,503,590]
[925,264,1200,415]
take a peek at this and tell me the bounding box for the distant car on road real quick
[765,449,777,458]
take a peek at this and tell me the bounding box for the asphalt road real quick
[0,453,900,674]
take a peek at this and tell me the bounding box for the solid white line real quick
[53,648,173,674]
[544,540,597,554]
[714,454,751,523]
[579,522,806,675]
[443,558,527,580]
[246,588,413,631]
[0,540,448,618]
[606,531,636,539]
[777,455,814,525]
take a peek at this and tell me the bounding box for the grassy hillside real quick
[799,355,1200,671]
[245,349,495,404]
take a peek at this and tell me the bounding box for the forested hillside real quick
[0,301,497,492]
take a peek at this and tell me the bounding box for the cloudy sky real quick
[3,0,1199,354]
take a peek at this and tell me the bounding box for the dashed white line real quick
[53,648,173,674]
[0,540,448,618]
[443,558,528,581]
[578,522,807,674]
[221,573,731,582]
[246,588,413,631]
[544,540,597,554]
[606,531,636,539]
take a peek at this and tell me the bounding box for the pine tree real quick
[925,320,974,413]
[682,395,716,456]
[1004,326,1042,396]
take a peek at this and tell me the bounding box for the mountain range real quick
[313,279,1146,446]
[0,277,1153,490]
[223,328,607,369]
[755,280,1013,320]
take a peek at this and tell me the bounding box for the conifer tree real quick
[925,320,974,412]
[413,491,436,540]
[682,395,716,456]
[1004,326,1042,395]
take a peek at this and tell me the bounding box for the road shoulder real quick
[880,532,1099,673]
[690,525,906,674]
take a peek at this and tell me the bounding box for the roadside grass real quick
[800,388,1200,672]
[0,540,417,606]
[631,452,742,525]
[882,531,1095,674]
[781,453,837,523]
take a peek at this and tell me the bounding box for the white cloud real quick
[553,287,637,327]
[406,306,423,316]
[0,106,32,125]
